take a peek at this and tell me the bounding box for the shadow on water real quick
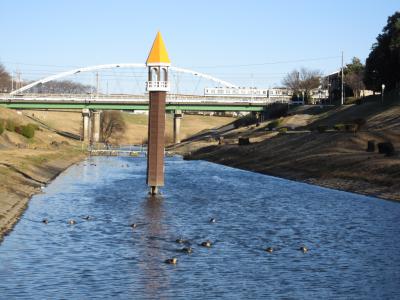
[138,194,170,298]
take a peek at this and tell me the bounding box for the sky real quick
[0,0,398,92]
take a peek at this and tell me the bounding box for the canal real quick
[0,155,399,299]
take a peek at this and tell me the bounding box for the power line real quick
[1,61,82,69]
[187,55,341,69]
[3,55,340,71]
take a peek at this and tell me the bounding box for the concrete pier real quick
[173,110,182,144]
[92,110,102,143]
[82,109,91,143]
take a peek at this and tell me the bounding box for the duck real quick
[201,240,212,248]
[165,257,178,265]
[209,218,216,223]
[265,247,274,253]
[181,247,193,254]
[83,215,91,220]
[130,223,138,229]
[299,246,308,253]
[175,238,187,244]
[68,219,76,225]
[42,218,49,224]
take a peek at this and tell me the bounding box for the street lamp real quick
[381,84,385,104]
[327,83,331,105]
[318,90,322,104]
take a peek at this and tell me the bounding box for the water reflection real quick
[139,195,170,299]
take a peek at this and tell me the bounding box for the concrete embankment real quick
[170,102,400,202]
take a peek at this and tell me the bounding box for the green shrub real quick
[317,125,328,133]
[267,118,282,130]
[27,123,40,130]
[334,124,345,131]
[5,119,16,131]
[0,120,4,135]
[19,124,35,139]
[278,127,288,134]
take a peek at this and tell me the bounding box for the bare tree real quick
[299,68,321,91]
[282,68,322,103]
[101,111,126,143]
[344,57,365,98]
[34,80,93,94]
[0,63,11,93]
[282,70,301,91]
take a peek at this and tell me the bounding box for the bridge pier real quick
[173,110,182,144]
[92,110,102,143]
[82,109,91,143]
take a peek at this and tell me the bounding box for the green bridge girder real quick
[0,101,267,112]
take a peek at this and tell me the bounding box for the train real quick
[204,87,293,99]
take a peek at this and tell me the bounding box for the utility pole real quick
[341,51,344,105]
[16,70,22,90]
[96,72,100,98]
[250,73,254,103]
[11,71,14,92]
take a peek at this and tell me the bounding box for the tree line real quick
[0,63,94,94]
[282,11,399,103]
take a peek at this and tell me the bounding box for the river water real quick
[0,155,399,299]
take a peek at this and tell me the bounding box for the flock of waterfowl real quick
[158,218,308,265]
[40,216,308,265]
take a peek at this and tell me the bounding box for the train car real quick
[204,87,269,97]
[204,87,292,98]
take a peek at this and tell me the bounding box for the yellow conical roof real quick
[146,32,170,66]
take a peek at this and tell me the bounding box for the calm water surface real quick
[0,155,399,299]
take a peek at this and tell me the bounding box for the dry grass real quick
[22,110,235,145]
[0,107,86,240]
[173,100,400,202]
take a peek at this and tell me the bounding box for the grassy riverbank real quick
[0,107,85,241]
[170,99,400,202]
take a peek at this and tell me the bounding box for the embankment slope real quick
[0,107,85,240]
[171,100,400,201]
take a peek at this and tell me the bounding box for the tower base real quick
[149,186,159,195]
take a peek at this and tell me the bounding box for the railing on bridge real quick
[87,144,175,157]
[88,144,146,157]
[0,93,291,105]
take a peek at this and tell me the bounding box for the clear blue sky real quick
[0,0,398,90]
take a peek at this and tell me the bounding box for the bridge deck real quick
[0,94,290,111]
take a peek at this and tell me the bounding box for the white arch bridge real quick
[0,63,291,143]
[2,63,290,109]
